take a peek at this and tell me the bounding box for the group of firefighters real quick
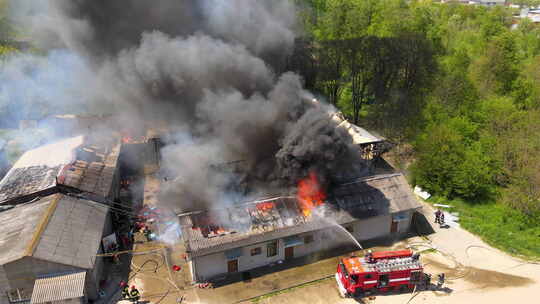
[120,281,141,303]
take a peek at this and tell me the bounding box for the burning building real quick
[0,135,121,206]
[178,124,421,282]
[0,135,121,303]
[180,173,420,282]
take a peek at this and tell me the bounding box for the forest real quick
[0,0,538,258]
[292,0,539,258]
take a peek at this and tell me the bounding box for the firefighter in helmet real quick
[120,281,129,299]
[130,285,140,303]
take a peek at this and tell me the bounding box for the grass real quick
[418,248,438,254]
[429,196,540,260]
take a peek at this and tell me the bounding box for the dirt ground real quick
[252,203,540,304]
[118,186,540,304]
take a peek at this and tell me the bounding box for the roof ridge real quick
[24,194,61,257]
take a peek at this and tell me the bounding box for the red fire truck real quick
[335,249,424,297]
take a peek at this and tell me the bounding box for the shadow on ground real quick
[351,283,453,303]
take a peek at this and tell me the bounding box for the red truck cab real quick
[335,249,423,297]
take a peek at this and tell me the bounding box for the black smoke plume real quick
[10,0,357,213]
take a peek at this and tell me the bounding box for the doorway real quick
[378,274,389,288]
[390,220,398,233]
[227,259,238,273]
[285,246,294,260]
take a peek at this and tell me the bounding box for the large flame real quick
[297,172,326,217]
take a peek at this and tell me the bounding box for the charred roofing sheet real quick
[182,173,420,256]
[0,194,108,269]
[0,136,120,205]
[58,143,120,198]
[0,136,83,204]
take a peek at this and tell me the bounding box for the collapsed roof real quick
[180,173,420,257]
[0,135,120,205]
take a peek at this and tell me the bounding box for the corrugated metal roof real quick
[0,197,55,265]
[331,113,384,145]
[182,173,421,257]
[0,194,109,269]
[32,195,109,269]
[30,271,86,303]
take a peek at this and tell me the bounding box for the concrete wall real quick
[2,257,80,303]
[86,210,113,300]
[191,212,415,282]
[353,214,392,240]
[53,297,84,304]
[395,210,414,233]
[0,265,10,304]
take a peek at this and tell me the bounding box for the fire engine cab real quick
[335,249,424,297]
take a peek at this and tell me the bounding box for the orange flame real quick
[256,202,275,212]
[297,172,326,217]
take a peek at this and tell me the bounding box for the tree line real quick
[292,0,540,223]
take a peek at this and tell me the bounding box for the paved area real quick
[244,204,540,304]
[111,165,540,304]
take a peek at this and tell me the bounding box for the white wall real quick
[397,211,413,233]
[238,240,284,271]
[353,214,392,240]
[191,212,415,281]
[193,252,227,281]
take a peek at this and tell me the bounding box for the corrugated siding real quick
[30,272,85,304]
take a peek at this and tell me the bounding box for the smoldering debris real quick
[7,0,360,218]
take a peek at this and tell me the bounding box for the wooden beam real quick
[25,194,61,257]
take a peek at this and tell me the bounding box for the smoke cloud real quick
[6,0,359,215]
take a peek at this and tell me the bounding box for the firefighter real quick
[439,212,445,226]
[129,286,140,303]
[424,273,432,289]
[365,249,374,263]
[120,281,129,299]
[143,226,153,242]
[435,209,442,224]
[437,273,445,288]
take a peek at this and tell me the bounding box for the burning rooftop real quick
[180,173,420,257]
[0,135,121,205]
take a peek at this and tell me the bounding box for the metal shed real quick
[31,272,86,304]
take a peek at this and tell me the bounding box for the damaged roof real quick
[0,136,84,204]
[0,194,109,269]
[331,112,385,145]
[0,136,120,205]
[180,173,420,257]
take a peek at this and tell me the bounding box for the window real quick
[304,234,314,244]
[267,241,278,257]
[365,274,373,279]
[251,247,262,256]
[344,225,354,233]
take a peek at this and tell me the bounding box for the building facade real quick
[181,174,421,282]
[0,135,121,303]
